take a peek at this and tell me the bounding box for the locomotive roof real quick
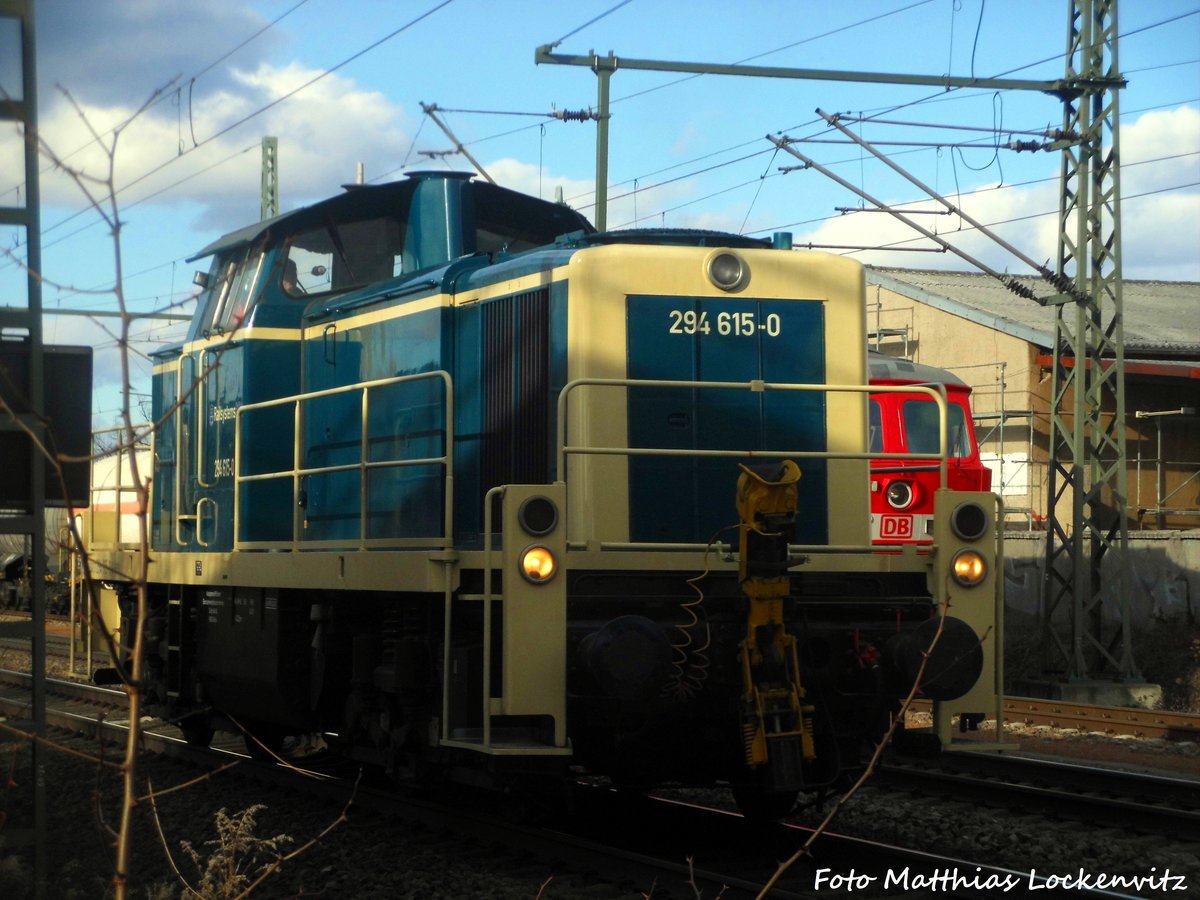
[568,228,771,249]
[187,171,595,262]
[867,351,968,387]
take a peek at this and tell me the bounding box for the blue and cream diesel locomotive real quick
[89,171,1003,815]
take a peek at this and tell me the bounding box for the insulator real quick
[552,108,597,122]
[1003,278,1037,301]
[1007,140,1049,153]
[1052,272,1076,294]
[1038,265,1079,297]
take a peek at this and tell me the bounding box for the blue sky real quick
[1,0,1197,423]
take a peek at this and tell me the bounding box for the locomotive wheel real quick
[731,785,799,822]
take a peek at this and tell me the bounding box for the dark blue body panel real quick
[626,295,828,545]
[299,305,449,543]
[296,250,574,547]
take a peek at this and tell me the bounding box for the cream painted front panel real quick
[562,244,870,548]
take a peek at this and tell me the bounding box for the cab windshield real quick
[903,399,971,458]
[195,247,263,334]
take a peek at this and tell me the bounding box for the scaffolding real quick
[1133,408,1200,529]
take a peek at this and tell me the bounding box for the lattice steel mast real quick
[1042,0,1134,682]
[260,136,279,220]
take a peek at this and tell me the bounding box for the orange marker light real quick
[950,549,987,587]
[520,545,557,583]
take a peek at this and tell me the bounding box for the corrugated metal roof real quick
[867,267,1200,359]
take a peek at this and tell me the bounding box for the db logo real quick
[880,515,913,539]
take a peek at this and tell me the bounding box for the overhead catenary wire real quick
[604,130,1198,234]
[815,108,1063,287]
[613,0,938,106]
[419,102,496,184]
[13,0,456,252]
[42,5,1200,242]
[770,134,1040,299]
[544,0,635,51]
[772,179,1200,259]
[15,2,1196,312]
[113,0,457,197]
[443,1,942,193]
[750,148,1200,238]
[30,4,1196,253]
[534,12,1197,221]
[0,0,312,204]
[37,142,259,262]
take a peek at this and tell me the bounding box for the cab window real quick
[195,257,237,335]
[902,399,970,458]
[868,400,883,454]
[195,247,263,334]
[218,250,263,329]
[285,215,406,298]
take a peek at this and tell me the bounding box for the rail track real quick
[909,696,1200,741]
[879,751,1200,840]
[0,613,111,686]
[1,667,1186,898]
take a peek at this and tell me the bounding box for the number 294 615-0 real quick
[667,309,781,337]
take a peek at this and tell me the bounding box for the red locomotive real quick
[868,352,992,545]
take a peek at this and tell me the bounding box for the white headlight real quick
[886,481,914,510]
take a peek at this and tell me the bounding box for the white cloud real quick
[1118,106,1200,281]
[478,158,599,223]
[787,174,1061,275]
[37,0,276,107]
[32,61,416,222]
[1120,107,1200,196]
[780,105,1200,281]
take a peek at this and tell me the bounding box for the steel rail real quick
[910,697,1200,740]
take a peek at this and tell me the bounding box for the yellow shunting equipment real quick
[735,460,815,777]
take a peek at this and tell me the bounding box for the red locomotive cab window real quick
[868,400,883,453]
[902,399,971,458]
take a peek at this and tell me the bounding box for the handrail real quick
[195,346,219,489]
[195,497,217,548]
[555,377,951,551]
[232,370,454,550]
[173,359,190,547]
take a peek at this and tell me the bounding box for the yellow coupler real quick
[735,461,815,781]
